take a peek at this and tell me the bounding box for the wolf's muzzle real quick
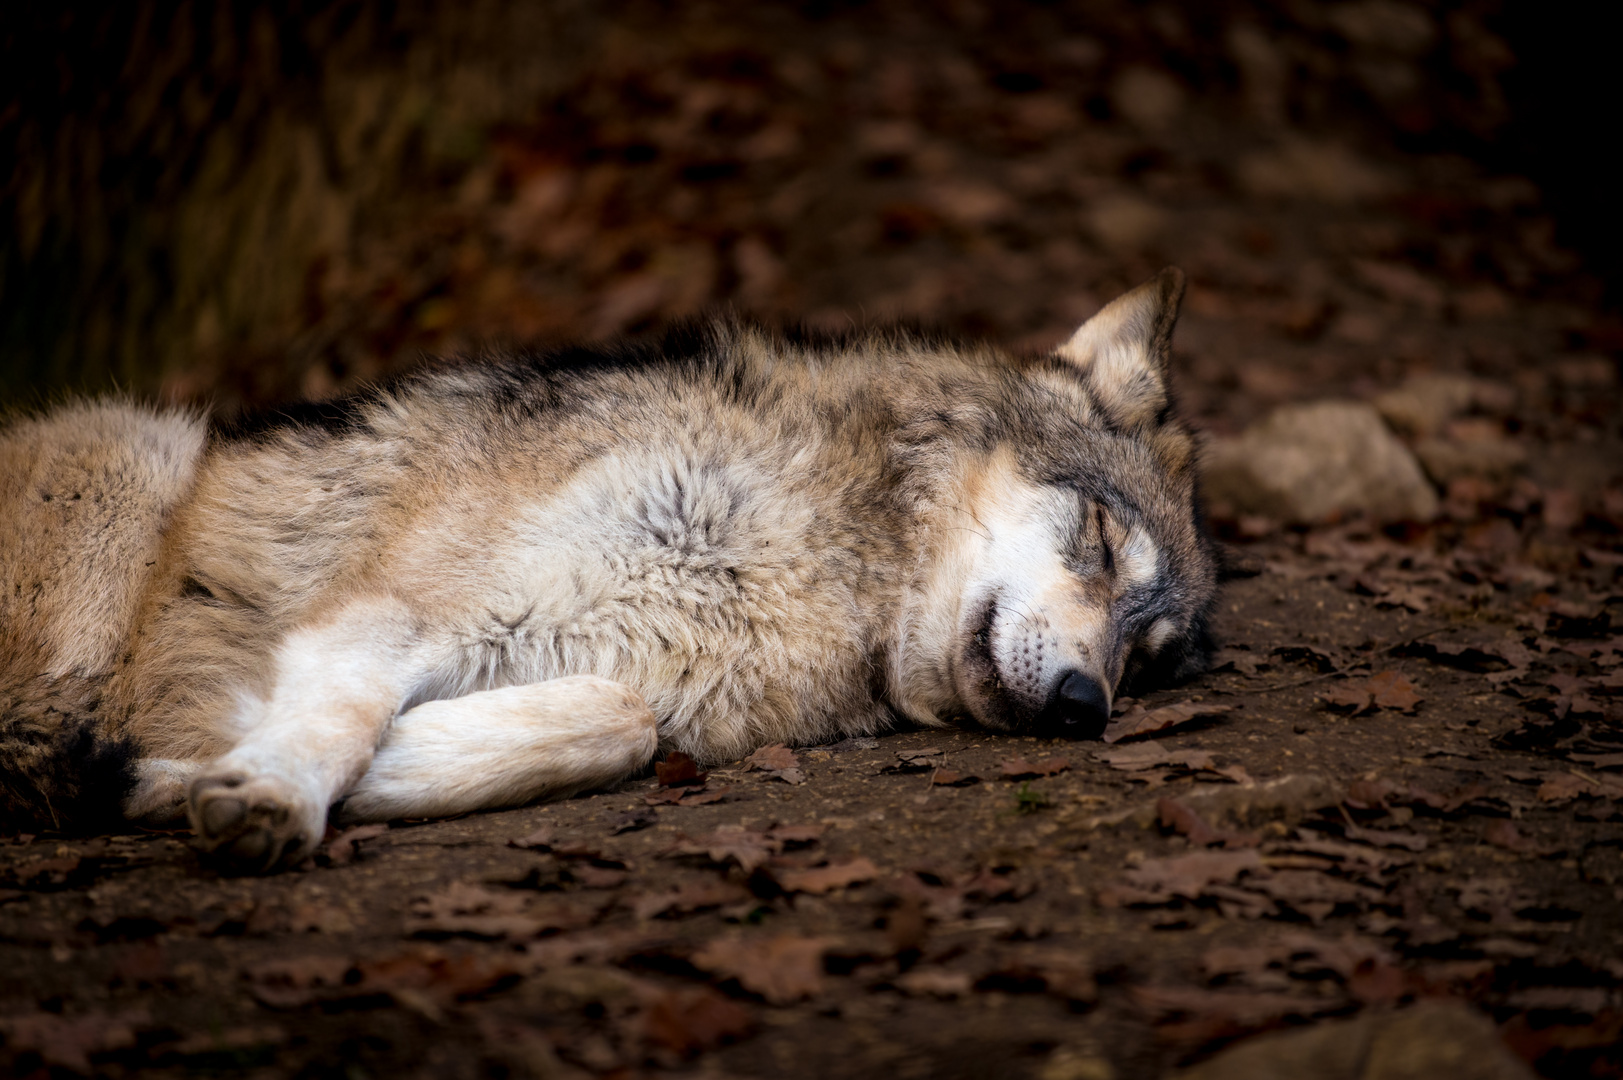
[1037,671,1111,740]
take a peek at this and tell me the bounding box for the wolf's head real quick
[904,268,1217,740]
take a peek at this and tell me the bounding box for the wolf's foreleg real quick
[336,676,657,822]
[187,595,426,871]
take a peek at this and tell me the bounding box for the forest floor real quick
[5,4,1623,1078]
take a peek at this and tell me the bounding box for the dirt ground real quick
[4,3,1623,1078]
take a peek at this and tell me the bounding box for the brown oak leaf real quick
[1322,683,1374,714]
[633,880,750,920]
[774,857,879,895]
[0,1010,147,1072]
[998,756,1072,778]
[507,825,556,850]
[691,934,830,1004]
[655,752,708,787]
[1157,797,1259,849]
[1367,671,1422,712]
[639,984,755,1056]
[322,823,387,866]
[1102,702,1233,743]
[744,744,799,772]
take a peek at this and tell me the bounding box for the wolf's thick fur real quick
[2,270,1217,870]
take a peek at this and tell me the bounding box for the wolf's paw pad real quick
[189,772,320,873]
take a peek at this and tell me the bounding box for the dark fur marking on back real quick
[211,393,382,443]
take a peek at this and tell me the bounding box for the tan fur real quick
[2,269,1217,870]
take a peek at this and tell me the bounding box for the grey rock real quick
[1413,433,1527,485]
[1373,373,1515,436]
[1202,400,1438,524]
[1174,1001,1534,1080]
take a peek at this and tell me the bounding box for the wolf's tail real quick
[0,673,138,832]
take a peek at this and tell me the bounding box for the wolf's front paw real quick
[188,769,324,873]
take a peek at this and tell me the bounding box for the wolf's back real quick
[0,401,206,829]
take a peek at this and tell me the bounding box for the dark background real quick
[2,0,1617,413]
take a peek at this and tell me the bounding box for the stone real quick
[1413,432,1527,485]
[1201,400,1438,525]
[1373,374,1515,436]
[1174,1001,1533,1080]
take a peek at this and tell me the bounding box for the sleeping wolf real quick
[1,268,1217,872]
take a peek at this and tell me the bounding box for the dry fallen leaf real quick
[893,968,973,998]
[765,823,825,847]
[166,1025,288,1059]
[687,788,738,806]
[1483,819,1547,855]
[655,752,708,787]
[1246,870,1383,915]
[1129,983,1333,1028]
[1339,821,1428,851]
[244,955,355,1009]
[1122,849,1263,898]
[645,784,736,807]
[1367,671,1422,712]
[3,855,85,889]
[774,857,879,895]
[1536,773,1592,802]
[1395,636,1533,673]
[0,1010,148,1072]
[1102,702,1233,743]
[998,756,1071,778]
[744,744,799,772]
[354,947,522,1011]
[886,747,946,773]
[322,823,388,866]
[1093,744,1216,772]
[408,882,594,939]
[691,933,830,1004]
[610,808,658,834]
[980,947,1098,1004]
[1323,672,1422,714]
[570,863,629,889]
[1210,648,1264,676]
[1322,683,1374,714]
[668,826,777,873]
[639,984,755,1056]
[1157,797,1259,849]
[1375,584,1436,613]
[508,825,556,851]
[633,880,750,921]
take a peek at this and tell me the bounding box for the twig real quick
[1240,625,1451,694]
[1248,670,1347,694]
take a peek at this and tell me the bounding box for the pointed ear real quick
[1055,267,1185,428]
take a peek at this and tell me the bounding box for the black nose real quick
[1037,671,1111,740]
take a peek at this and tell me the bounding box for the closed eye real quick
[1096,502,1114,573]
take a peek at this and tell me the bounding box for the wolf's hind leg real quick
[124,759,203,825]
[189,595,426,872]
[337,676,657,822]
